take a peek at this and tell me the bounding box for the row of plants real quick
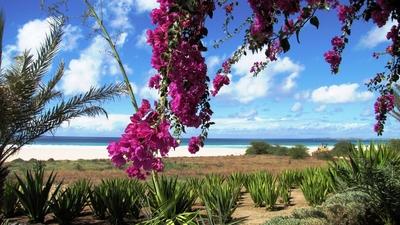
[2,165,329,224]
[1,167,249,224]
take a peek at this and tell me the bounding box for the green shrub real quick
[271,146,289,156]
[14,166,62,223]
[2,181,19,218]
[50,180,91,225]
[288,145,309,159]
[331,141,354,156]
[245,141,272,155]
[264,217,328,225]
[300,168,332,206]
[322,191,381,225]
[312,151,333,160]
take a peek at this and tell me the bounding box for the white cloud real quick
[2,18,81,68]
[140,86,159,100]
[232,74,271,103]
[2,45,17,69]
[116,32,128,46]
[314,105,327,112]
[61,114,130,132]
[361,107,373,117]
[135,29,148,48]
[107,0,134,31]
[221,55,303,103]
[61,24,83,51]
[358,20,396,49]
[230,109,258,120]
[282,71,298,92]
[206,55,222,73]
[61,36,107,95]
[133,0,158,13]
[211,117,369,133]
[16,18,52,55]
[311,83,373,104]
[291,102,303,112]
[294,90,310,100]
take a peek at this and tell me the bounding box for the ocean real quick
[33,136,389,149]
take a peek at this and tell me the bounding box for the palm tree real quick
[0,15,124,212]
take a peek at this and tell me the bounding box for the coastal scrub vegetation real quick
[245,141,309,159]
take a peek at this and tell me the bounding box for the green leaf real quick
[310,16,319,29]
[280,38,290,53]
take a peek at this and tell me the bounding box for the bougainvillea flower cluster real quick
[109,0,216,178]
[374,94,395,135]
[324,35,345,73]
[108,100,178,179]
[211,74,230,96]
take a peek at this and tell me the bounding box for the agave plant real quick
[144,173,197,225]
[246,172,267,207]
[97,179,137,225]
[199,181,241,224]
[0,13,124,214]
[277,170,302,206]
[1,181,19,218]
[300,168,332,206]
[263,174,279,210]
[89,184,107,220]
[126,179,145,219]
[13,165,61,223]
[204,174,225,187]
[186,177,204,205]
[227,172,245,190]
[50,179,91,225]
[329,143,400,223]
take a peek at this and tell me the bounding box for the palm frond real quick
[33,61,64,109]
[0,16,124,160]
[29,17,63,81]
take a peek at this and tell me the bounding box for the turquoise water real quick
[34,136,389,148]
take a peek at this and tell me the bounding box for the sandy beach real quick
[6,144,327,161]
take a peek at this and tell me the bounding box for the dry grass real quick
[163,155,327,177]
[7,155,327,184]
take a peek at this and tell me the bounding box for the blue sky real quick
[1,0,399,139]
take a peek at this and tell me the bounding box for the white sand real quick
[6,145,326,162]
